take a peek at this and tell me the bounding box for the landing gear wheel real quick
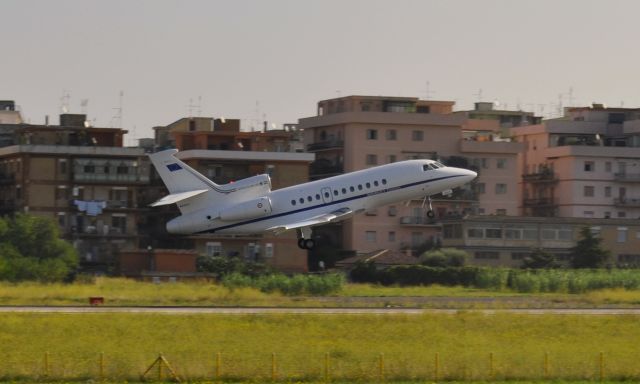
[297,238,306,249]
[426,210,435,219]
[303,239,316,250]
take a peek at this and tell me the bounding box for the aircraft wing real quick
[266,207,354,235]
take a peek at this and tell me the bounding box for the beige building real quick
[299,95,521,257]
[0,132,150,272]
[442,215,640,267]
[511,104,640,219]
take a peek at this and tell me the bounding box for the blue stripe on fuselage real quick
[195,174,462,234]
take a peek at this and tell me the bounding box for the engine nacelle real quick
[219,196,272,221]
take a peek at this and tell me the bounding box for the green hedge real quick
[349,262,640,293]
[222,272,344,296]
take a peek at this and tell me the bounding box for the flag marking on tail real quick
[167,163,182,172]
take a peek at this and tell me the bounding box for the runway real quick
[0,306,640,315]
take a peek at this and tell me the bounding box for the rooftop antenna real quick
[80,99,89,115]
[473,88,483,102]
[112,91,124,128]
[424,81,435,100]
[197,96,202,116]
[60,90,71,113]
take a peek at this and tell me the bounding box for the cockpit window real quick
[423,163,435,171]
[434,162,445,168]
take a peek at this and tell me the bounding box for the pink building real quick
[299,95,522,258]
[511,104,640,219]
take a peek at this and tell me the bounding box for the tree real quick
[420,248,467,267]
[0,214,78,282]
[569,227,611,268]
[521,248,559,269]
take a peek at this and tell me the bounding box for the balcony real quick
[614,173,640,183]
[523,198,556,207]
[522,170,557,183]
[400,216,440,227]
[614,198,640,207]
[73,173,150,184]
[306,139,344,151]
[310,160,344,180]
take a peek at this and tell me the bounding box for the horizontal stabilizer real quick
[150,189,209,207]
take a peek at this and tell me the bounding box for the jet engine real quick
[219,196,272,221]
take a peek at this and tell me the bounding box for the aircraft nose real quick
[458,168,477,184]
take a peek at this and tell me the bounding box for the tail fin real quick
[149,149,220,214]
[149,149,217,194]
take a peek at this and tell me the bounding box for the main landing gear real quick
[423,196,435,218]
[297,227,315,250]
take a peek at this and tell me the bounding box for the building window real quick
[605,186,611,198]
[365,231,377,243]
[617,227,628,243]
[57,213,66,228]
[264,243,274,258]
[58,159,67,174]
[584,186,595,197]
[495,183,507,194]
[481,158,488,169]
[412,130,424,141]
[485,228,502,239]
[584,211,594,218]
[497,159,507,169]
[584,161,595,172]
[206,242,222,256]
[467,228,484,238]
[388,231,396,242]
[386,129,397,140]
[475,251,499,260]
[618,211,627,218]
[111,215,127,234]
[496,209,507,216]
[366,129,378,140]
[476,183,486,194]
[388,155,396,163]
[388,206,397,216]
[84,164,95,173]
[605,161,612,172]
[366,154,378,165]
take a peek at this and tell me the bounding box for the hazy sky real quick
[3,0,640,144]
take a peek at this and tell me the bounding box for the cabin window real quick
[316,194,321,200]
[291,200,296,206]
[342,188,347,194]
[307,196,313,202]
[382,179,387,185]
[350,186,355,192]
[358,184,363,190]
[333,190,339,196]
[366,182,371,188]
[325,192,330,198]
[374,180,379,187]
[299,198,304,204]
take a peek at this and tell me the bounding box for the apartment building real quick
[298,95,522,256]
[0,112,149,271]
[442,215,640,267]
[511,104,640,219]
[149,117,314,272]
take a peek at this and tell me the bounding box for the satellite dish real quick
[271,123,277,130]
[62,106,69,113]
[595,133,601,141]
[220,116,226,123]
[84,120,90,128]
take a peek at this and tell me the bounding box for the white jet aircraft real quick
[149,149,477,249]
